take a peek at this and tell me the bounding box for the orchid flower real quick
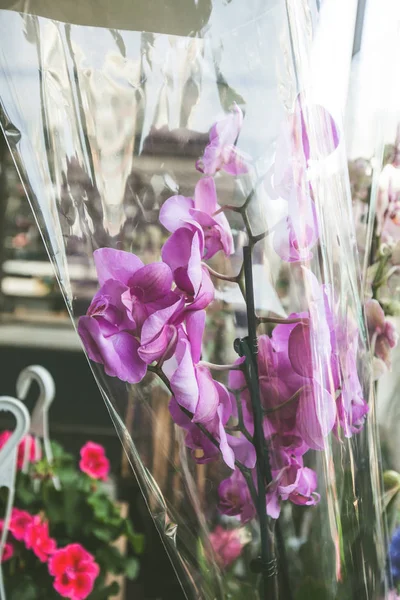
[218,469,257,524]
[365,298,398,369]
[268,96,339,263]
[267,454,319,519]
[78,279,147,384]
[196,103,249,176]
[160,177,234,259]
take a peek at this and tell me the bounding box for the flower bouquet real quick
[0,434,143,600]
[0,1,389,598]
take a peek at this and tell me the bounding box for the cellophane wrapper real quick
[346,0,400,546]
[0,1,389,598]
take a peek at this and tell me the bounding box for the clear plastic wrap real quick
[0,1,389,598]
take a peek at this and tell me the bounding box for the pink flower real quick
[161,225,205,297]
[25,515,57,562]
[49,543,100,600]
[218,469,256,524]
[196,103,248,176]
[79,442,110,481]
[365,299,398,369]
[160,177,234,259]
[0,520,14,563]
[78,248,173,384]
[1,543,14,563]
[268,96,339,263]
[267,455,319,519]
[0,432,41,470]
[273,186,319,263]
[9,508,33,541]
[267,95,340,201]
[209,526,243,569]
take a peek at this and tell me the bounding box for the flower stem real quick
[148,364,255,495]
[264,387,305,414]
[235,245,279,600]
[257,316,308,326]
[199,360,242,372]
[202,263,239,283]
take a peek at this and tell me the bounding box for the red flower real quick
[49,543,100,600]
[0,520,14,563]
[9,508,33,541]
[1,542,14,562]
[0,431,41,470]
[79,442,110,481]
[25,515,56,562]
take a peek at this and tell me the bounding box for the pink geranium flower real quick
[25,515,57,562]
[1,543,14,563]
[49,543,100,600]
[0,520,14,563]
[9,508,33,541]
[209,525,243,569]
[79,442,110,481]
[0,432,41,470]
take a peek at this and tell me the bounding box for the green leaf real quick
[96,546,124,575]
[125,521,144,554]
[125,556,139,580]
[129,532,144,554]
[92,526,114,543]
[88,581,120,599]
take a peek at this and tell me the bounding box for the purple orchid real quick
[137,293,184,365]
[196,103,249,176]
[93,248,173,331]
[365,299,398,369]
[164,311,226,423]
[218,469,256,524]
[160,177,234,259]
[267,95,339,264]
[267,95,340,200]
[78,280,147,384]
[273,185,319,263]
[288,269,369,440]
[161,225,204,297]
[165,312,255,470]
[267,454,319,519]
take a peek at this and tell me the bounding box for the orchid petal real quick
[169,337,199,415]
[193,366,219,424]
[159,195,194,233]
[186,310,206,363]
[194,177,218,214]
[94,248,143,286]
[130,262,173,302]
[296,382,336,450]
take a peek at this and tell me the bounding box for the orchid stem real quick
[199,360,242,371]
[212,204,241,216]
[235,245,279,600]
[202,263,239,283]
[148,364,257,500]
[257,316,307,326]
[232,389,254,444]
[264,387,304,414]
